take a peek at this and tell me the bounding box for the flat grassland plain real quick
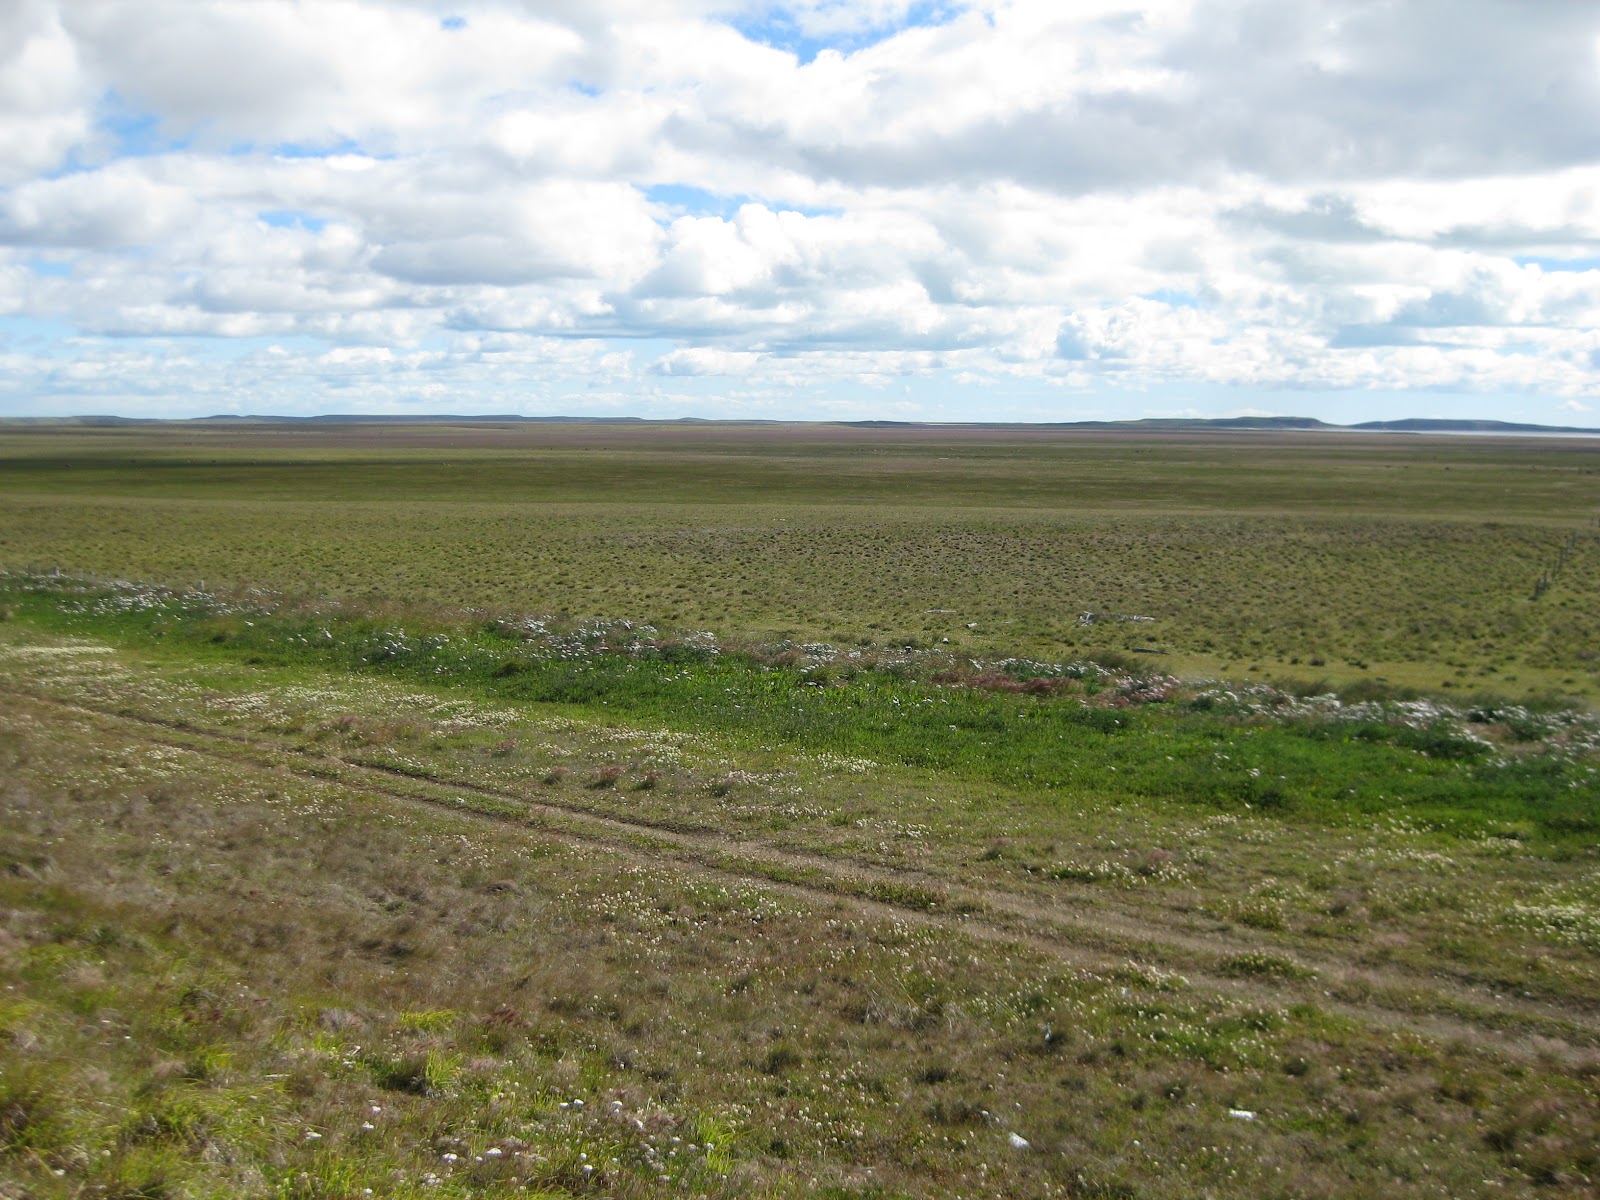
[1,422,1598,1199]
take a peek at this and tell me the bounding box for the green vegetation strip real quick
[4,573,1596,844]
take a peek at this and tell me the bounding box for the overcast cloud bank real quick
[2,0,1599,422]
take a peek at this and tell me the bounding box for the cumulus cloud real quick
[0,167,200,247]
[0,0,93,186]
[60,1,587,151]
[651,346,763,375]
[2,0,1599,419]
[364,179,662,286]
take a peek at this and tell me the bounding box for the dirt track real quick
[4,682,1595,1064]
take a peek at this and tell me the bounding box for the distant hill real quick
[207,414,650,425]
[838,416,1339,430]
[3,413,1597,434]
[1351,418,1600,434]
[1039,416,1336,431]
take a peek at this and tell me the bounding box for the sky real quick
[3,0,1600,425]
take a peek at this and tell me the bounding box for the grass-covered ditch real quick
[5,572,1595,844]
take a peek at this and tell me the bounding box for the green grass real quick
[3,424,1598,693]
[4,625,1600,1198]
[4,423,1600,1197]
[4,573,1596,845]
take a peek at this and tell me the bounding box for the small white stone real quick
[1228,1109,1257,1121]
[1007,1132,1031,1150]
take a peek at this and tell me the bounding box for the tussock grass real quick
[0,624,1598,1196]
[3,424,1600,1196]
[3,424,1598,694]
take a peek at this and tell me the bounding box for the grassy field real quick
[2,423,1599,694]
[2,422,1598,1198]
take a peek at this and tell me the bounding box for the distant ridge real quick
[995,416,1335,431]
[3,413,1598,434]
[1350,418,1600,434]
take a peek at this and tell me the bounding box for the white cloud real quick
[0,167,201,247]
[0,0,92,185]
[61,1,586,150]
[651,346,762,375]
[4,0,1600,419]
[365,179,662,286]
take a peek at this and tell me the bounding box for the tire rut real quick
[3,684,1595,1062]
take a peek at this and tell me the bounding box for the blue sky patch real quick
[646,184,748,220]
[1514,255,1600,272]
[0,316,81,347]
[729,2,962,64]
[1144,289,1200,309]
[95,91,190,159]
[440,15,467,31]
[258,210,329,233]
[25,259,73,278]
[645,184,840,221]
[269,138,373,160]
